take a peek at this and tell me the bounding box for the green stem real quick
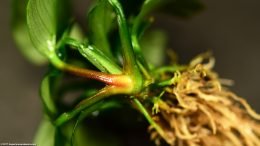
[71,99,122,145]
[131,0,160,72]
[71,100,105,145]
[108,0,143,93]
[131,17,153,78]
[131,36,150,73]
[107,0,136,73]
[132,98,164,137]
[55,85,127,126]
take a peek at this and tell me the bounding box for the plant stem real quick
[55,85,127,126]
[108,0,136,73]
[49,53,131,88]
[132,98,165,137]
[63,65,131,87]
[108,0,143,93]
[131,0,161,73]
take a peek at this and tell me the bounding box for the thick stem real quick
[64,65,131,87]
[49,53,132,88]
[108,0,136,73]
[108,0,143,93]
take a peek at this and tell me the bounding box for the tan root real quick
[149,56,260,146]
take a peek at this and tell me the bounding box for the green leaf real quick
[69,24,85,43]
[135,0,160,22]
[140,30,167,67]
[79,45,122,74]
[34,117,72,146]
[130,0,203,71]
[27,0,70,58]
[132,0,203,37]
[40,68,61,119]
[66,39,122,74]
[131,0,160,72]
[12,0,47,65]
[35,101,123,146]
[34,118,56,146]
[87,0,116,58]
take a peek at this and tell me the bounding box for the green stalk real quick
[107,0,136,73]
[55,85,128,126]
[131,0,161,72]
[108,0,143,93]
[132,98,164,137]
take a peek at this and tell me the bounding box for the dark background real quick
[1,0,260,143]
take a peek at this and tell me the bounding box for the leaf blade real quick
[39,66,64,120]
[66,39,122,74]
[87,1,115,58]
[12,0,47,65]
[140,30,167,67]
[34,118,56,146]
[27,0,70,58]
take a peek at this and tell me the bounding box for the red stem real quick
[64,65,132,87]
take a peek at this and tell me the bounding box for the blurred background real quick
[1,0,260,143]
